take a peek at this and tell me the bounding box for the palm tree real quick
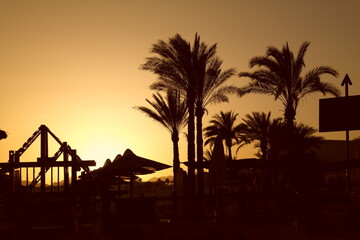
[203,149,213,162]
[238,41,340,132]
[141,33,221,196]
[240,112,323,164]
[291,122,323,158]
[195,56,237,195]
[0,130,7,140]
[266,119,323,188]
[141,34,195,194]
[267,118,287,162]
[204,111,243,161]
[135,90,187,194]
[239,112,273,161]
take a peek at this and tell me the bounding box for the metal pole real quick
[345,82,350,193]
[341,74,352,193]
[346,130,350,192]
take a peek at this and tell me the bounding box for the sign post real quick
[341,74,352,192]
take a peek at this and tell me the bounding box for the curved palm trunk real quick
[196,107,205,196]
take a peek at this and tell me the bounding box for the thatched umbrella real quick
[109,149,171,196]
[0,130,7,140]
[109,149,170,175]
[87,149,170,196]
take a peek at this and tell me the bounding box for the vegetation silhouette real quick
[204,111,245,161]
[141,34,198,196]
[238,112,324,179]
[193,55,237,195]
[0,130,7,140]
[238,112,273,161]
[238,41,340,197]
[135,89,187,196]
[141,33,236,196]
[2,36,358,239]
[238,41,340,131]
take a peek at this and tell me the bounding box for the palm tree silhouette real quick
[195,55,237,194]
[239,112,273,161]
[240,113,322,164]
[267,118,287,162]
[141,34,196,194]
[267,118,323,186]
[0,130,7,140]
[203,149,213,162]
[290,122,323,158]
[204,111,244,161]
[142,33,222,196]
[238,41,340,131]
[135,90,187,194]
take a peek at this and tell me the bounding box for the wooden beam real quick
[0,160,96,168]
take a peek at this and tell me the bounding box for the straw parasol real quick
[107,149,171,175]
[86,149,170,196]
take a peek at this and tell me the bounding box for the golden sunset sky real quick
[1,0,360,181]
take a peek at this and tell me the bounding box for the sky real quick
[1,0,360,181]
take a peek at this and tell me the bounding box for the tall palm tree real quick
[204,111,243,161]
[238,41,340,131]
[195,57,237,195]
[135,90,187,194]
[141,34,195,194]
[141,33,221,196]
[0,130,7,140]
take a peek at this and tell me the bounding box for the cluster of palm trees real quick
[135,33,340,196]
[204,111,323,164]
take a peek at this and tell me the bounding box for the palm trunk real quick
[196,106,204,196]
[226,138,232,161]
[172,131,180,195]
[260,142,268,162]
[285,105,296,187]
[187,93,196,197]
[228,145,232,161]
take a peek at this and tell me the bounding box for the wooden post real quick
[130,175,134,197]
[51,166,53,192]
[9,151,14,193]
[40,125,48,193]
[71,149,78,191]
[64,142,69,192]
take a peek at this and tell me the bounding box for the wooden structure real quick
[0,125,96,194]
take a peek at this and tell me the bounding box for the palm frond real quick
[239,42,339,123]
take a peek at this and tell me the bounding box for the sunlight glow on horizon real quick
[1,1,360,181]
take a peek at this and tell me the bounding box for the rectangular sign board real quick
[319,95,360,132]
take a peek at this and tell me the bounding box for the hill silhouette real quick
[147,175,173,182]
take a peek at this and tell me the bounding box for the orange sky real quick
[1,0,360,181]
